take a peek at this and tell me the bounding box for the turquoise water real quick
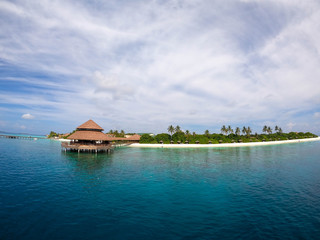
[1,138,320,239]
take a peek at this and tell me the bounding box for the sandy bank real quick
[128,137,320,148]
[55,138,71,142]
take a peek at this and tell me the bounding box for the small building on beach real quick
[124,134,141,143]
[62,120,113,153]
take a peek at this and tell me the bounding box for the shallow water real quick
[1,138,320,239]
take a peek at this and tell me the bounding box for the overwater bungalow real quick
[61,120,141,153]
[61,120,114,153]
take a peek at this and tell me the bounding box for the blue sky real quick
[0,0,320,135]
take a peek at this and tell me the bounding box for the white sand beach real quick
[129,137,320,148]
[57,138,71,142]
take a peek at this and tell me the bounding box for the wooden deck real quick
[61,142,114,153]
[0,134,45,140]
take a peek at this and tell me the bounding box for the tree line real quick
[168,125,284,137]
[139,125,317,144]
[107,129,126,137]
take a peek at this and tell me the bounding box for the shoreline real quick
[128,137,320,148]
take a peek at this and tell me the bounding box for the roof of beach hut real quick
[67,120,108,141]
[77,119,104,131]
[67,130,110,141]
[104,136,127,141]
[125,134,141,141]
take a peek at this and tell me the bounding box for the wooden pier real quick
[0,134,45,140]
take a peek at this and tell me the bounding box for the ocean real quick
[1,137,320,239]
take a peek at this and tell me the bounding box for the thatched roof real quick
[77,119,104,131]
[126,134,141,141]
[67,120,140,142]
[67,130,110,141]
[105,136,127,141]
[103,134,141,142]
[67,120,107,141]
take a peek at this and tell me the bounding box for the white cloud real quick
[21,113,35,119]
[0,0,320,134]
[287,122,296,130]
[314,112,320,118]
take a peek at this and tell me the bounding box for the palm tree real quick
[247,127,252,136]
[278,128,283,134]
[242,126,247,135]
[120,130,125,137]
[235,127,240,136]
[108,130,114,134]
[168,125,174,136]
[227,125,233,135]
[275,125,279,133]
[175,125,181,133]
[221,125,227,135]
[204,130,210,136]
[192,131,196,137]
[267,126,272,134]
[263,125,268,134]
[185,130,190,140]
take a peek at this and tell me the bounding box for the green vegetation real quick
[48,130,74,139]
[167,125,174,136]
[155,133,171,143]
[138,125,318,144]
[48,131,59,138]
[107,129,126,137]
[140,134,157,143]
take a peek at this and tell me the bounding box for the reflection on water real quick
[61,152,115,191]
[62,152,113,172]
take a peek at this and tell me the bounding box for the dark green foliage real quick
[186,134,208,144]
[48,131,59,138]
[107,129,126,137]
[175,125,181,133]
[140,134,155,143]
[172,132,186,143]
[195,135,209,144]
[138,128,317,144]
[119,130,125,137]
[155,133,171,143]
[167,125,174,135]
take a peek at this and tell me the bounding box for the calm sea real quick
[1,138,320,239]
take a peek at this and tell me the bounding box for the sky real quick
[0,0,320,135]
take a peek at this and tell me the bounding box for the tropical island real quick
[138,125,318,144]
[47,120,319,151]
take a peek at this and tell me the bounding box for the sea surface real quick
[1,137,320,240]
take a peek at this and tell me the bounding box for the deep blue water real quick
[1,138,320,240]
